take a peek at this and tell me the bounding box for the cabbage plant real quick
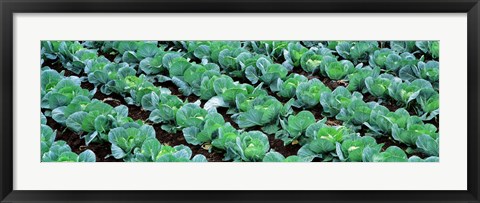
[183,111,226,145]
[346,66,380,93]
[277,111,316,144]
[364,105,410,135]
[133,138,207,162]
[336,100,377,126]
[108,125,156,160]
[294,79,331,108]
[245,58,288,90]
[325,60,355,80]
[416,41,439,59]
[299,122,356,161]
[364,74,395,99]
[388,79,432,106]
[392,116,438,146]
[320,87,363,117]
[415,88,439,120]
[234,95,283,128]
[336,41,378,63]
[283,42,308,67]
[276,74,308,98]
[42,141,96,162]
[263,151,305,162]
[226,131,270,162]
[337,136,383,162]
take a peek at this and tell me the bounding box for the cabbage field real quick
[40,41,439,162]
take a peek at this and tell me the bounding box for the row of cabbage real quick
[41,68,208,162]
[40,40,439,162]
[41,40,438,120]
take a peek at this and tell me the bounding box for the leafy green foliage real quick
[277,111,316,144]
[294,79,331,108]
[371,146,408,162]
[336,100,377,126]
[226,131,270,162]
[416,88,440,120]
[392,116,438,146]
[339,136,383,162]
[416,41,439,59]
[108,125,156,159]
[336,41,378,63]
[365,74,395,98]
[320,87,363,117]
[133,138,207,162]
[41,76,90,110]
[325,60,354,80]
[234,95,283,128]
[148,93,184,125]
[42,40,440,162]
[183,111,225,145]
[346,66,380,93]
[365,106,410,135]
[297,119,360,161]
[263,151,304,162]
[42,140,96,162]
[176,103,208,129]
[276,74,308,98]
[284,42,308,67]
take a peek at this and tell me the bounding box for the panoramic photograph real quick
[40,41,439,162]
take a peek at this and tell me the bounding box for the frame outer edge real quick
[467,1,479,201]
[469,1,480,201]
[477,3,480,200]
[0,0,3,200]
[1,0,479,203]
[0,0,14,202]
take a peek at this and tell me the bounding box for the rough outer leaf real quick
[66,111,88,133]
[78,150,96,162]
[416,134,439,156]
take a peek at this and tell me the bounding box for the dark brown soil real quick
[217,107,239,129]
[103,99,123,108]
[321,78,348,90]
[362,93,418,116]
[265,88,290,103]
[358,125,369,135]
[93,91,126,107]
[93,90,150,121]
[46,116,121,162]
[99,52,117,62]
[154,80,202,105]
[363,93,377,103]
[362,92,403,113]
[382,100,402,112]
[43,59,76,77]
[48,117,83,154]
[268,135,301,157]
[290,68,348,91]
[325,118,343,126]
[80,81,95,91]
[292,106,323,120]
[291,68,320,80]
[152,124,225,162]
[84,142,122,162]
[154,80,180,95]
[128,105,150,121]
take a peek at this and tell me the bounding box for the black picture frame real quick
[1,0,479,202]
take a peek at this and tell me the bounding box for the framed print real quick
[1,0,479,202]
